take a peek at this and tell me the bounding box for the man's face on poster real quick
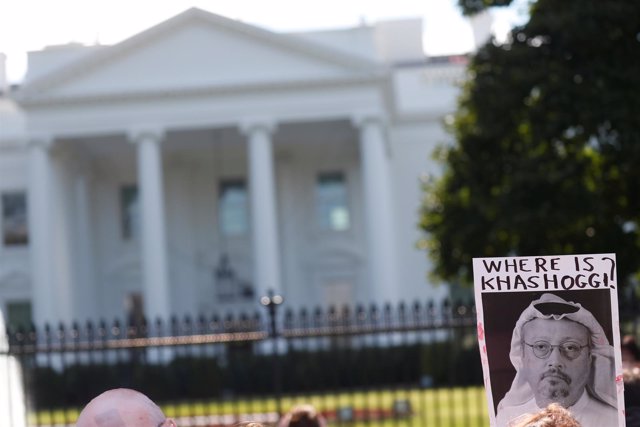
[521,318,591,408]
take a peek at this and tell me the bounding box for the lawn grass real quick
[29,386,490,427]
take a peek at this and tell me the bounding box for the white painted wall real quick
[390,121,451,303]
[0,313,26,427]
[25,44,107,84]
[276,123,365,308]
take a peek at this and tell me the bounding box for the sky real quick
[0,0,526,83]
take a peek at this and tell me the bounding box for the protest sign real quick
[473,254,624,427]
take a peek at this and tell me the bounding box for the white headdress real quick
[497,293,616,412]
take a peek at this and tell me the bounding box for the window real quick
[6,301,32,330]
[120,185,140,240]
[316,172,350,231]
[2,192,28,246]
[218,179,249,236]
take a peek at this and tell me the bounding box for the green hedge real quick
[23,341,482,408]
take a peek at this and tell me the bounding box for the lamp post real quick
[260,290,283,338]
[260,290,284,417]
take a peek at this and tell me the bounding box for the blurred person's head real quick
[624,366,640,405]
[624,366,640,427]
[76,388,175,427]
[622,335,640,367]
[278,404,327,427]
[509,402,582,427]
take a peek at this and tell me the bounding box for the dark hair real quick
[624,367,640,407]
[625,367,640,427]
[278,405,326,427]
[623,335,640,361]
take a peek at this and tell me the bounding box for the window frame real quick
[119,184,140,242]
[314,170,352,233]
[217,178,250,238]
[1,190,29,248]
[5,300,33,330]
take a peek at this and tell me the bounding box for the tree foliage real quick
[420,0,640,292]
[458,0,515,17]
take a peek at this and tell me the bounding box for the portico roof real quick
[15,7,386,107]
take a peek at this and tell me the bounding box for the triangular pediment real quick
[20,8,381,100]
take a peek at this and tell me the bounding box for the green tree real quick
[457,0,515,17]
[419,0,640,294]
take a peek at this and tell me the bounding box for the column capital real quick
[239,118,277,137]
[353,111,392,157]
[127,125,166,144]
[351,111,388,129]
[27,132,55,150]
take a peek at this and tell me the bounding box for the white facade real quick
[0,8,466,327]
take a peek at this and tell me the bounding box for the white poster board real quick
[473,254,625,427]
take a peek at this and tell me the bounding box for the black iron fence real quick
[3,297,489,427]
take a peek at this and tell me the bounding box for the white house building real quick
[0,8,472,328]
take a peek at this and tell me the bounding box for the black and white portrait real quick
[473,255,624,427]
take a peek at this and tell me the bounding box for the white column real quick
[27,134,56,327]
[354,114,398,304]
[241,120,282,299]
[73,167,97,321]
[128,127,171,322]
[0,314,27,427]
[49,150,75,325]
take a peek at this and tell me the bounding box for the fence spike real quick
[224,313,234,332]
[209,314,220,333]
[398,302,407,326]
[413,300,421,313]
[112,319,121,338]
[340,305,350,326]
[85,320,94,345]
[441,298,451,319]
[57,322,66,343]
[239,312,249,331]
[369,304,379,325]
[197,314,206,333]
[181,314,191,335]
[71,321,80,341]
[139,316,148,336]
[98,319,107,340]
[313,306,323,328]
[154,317,163,337]
[170,314,178,332]
[383,303,392,327]
[355,304,366,324]
[284,308,294,329]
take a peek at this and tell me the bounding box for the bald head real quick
[76,389,173,427]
